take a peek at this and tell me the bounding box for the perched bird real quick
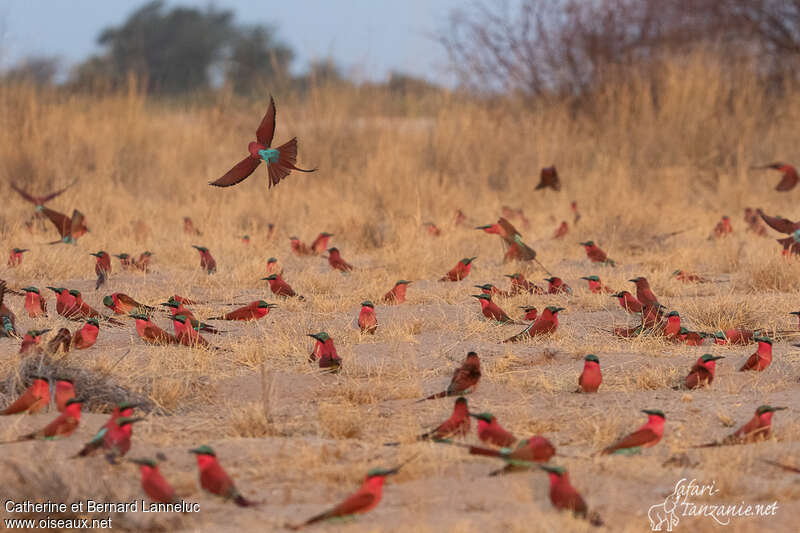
[601,409,665,455]
[172,315,215,349]
[327,248,353,272]
[162,299,219,333]
[209,301,276,321]
[172,294,199,305]
[467,436,555,475]
[416,397,470,441]
[131,313,179,345]
[263,274,301,298]
[697,405,786,446]
[505,273,543,295]
[1,398,83,443]
[711,216,733,238]
[751,162,799,191]
[71,318,99,350]
[103,293,154,315]
[308,332,342,371]
[545,277,572,295]
[91,251,112,290]
[189,446,258,506]
[536,165,561,191]
[503,306,564,342]
[133,251,153,272]
[114,253,134,269]
[712,328,756,345]
[423,222,441,236]
[581,275,612,294]
[673,269,709,283]
[184,217,201,236]
[7,248,28,267]
[739,337,773,371]
[41,206,88,244]
[310,232,334,254]
[611,291,643,313]
[540,465,601,524]
[454,209,467,226]
[383,280,411,304]
[47,328,71,354]
[18,329,50,355]
[239,235,250,244]
[663,311,682,338]
[209,95,315,188]
[21,287,47,318]
[474,283,508,298]
[470,412,516,447]
[629,277,660,308]
[357,301,378,334]
[55,378,76,412]
[130,458,180,504]
[495,218,538,262]
[580,241,615,266]
[418,352,481,401]
[290,236,312,256]
[289,467,399,529]
[472,294,516,324]
[265,257,281,275]
[578,354,602,393]
[685,354,724,389]
[68,290,124,325]
[553,221,568,239]
[440,257,476,281]
[520,306,538,321]
[192,245,217,274]
[75,416,143,462]
[1,376,49,415]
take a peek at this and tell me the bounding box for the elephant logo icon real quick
[648,491,681,531]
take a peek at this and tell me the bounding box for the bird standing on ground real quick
[601,409,665,455]
[697,405,786,446]
[383,280,411,303]
[418,352,481,401]
[1,376,49,415]
[580,241,615,266]
[189,446,258,506]
[685,354,724,389]
[8,248,28,267]
[308,332,342,371]
[578,355,602,393]
[739,337,773,371]
[192,246,217,274]
[357,301,378,334]
[440,258,476,281]
[328,248,353,272]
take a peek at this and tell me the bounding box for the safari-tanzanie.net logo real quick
[648,478,778,531]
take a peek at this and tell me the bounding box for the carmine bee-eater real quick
[472,294,517,324]
[698,405,786,446]
[0,281,18,338]
[578,354,602,393]
[192,245,217,274]
[114,253,134,269]
[418,352,481,401]
[1,376,49,415]
[553,221,568,239]
[310,232,334,254]
[357,301,377,334]
[664,311,681,338]
[184,217,201,236]
[678,327,710,346]
[131,313,179,345]
[55,378,76,412]
[440,257,476,281]
[71,318,99,350]
[751,162,799,191]
[536,165,561,191]
[476,223,501,234]
[545,277,572,294]
[290,236,313,256]
[10,180,77,220]
[289,467,400,529]
[189,445,258,506]
[383,280,411,304]
[210,301,277,321]
[673,269,708,283]
[580,241,615,266]
[505,273,544,295]
[69,289,124,325]
[629,277,660,308]
[135,251,153,271]
[19,329,50,355]
[496,218,538,263]
[209,95,315,188]
[172,315,216,349]
[239,235,250,244]
[21,287,47,317]
[470,412,516,447]
[41,207,88,244]
[468,436,555,475]
[581,275,612,294]
[601,409,665,455]
[685,354,724,389]
[423,222,441,236]
[711,215,733,238]
[47,328,71,354]
[130,458,180,504]
[266,257,281,275]
[540,465,602,525]
[308,332,341,371]
[571,200,581,224]
[454,208,467,226]
[75,416,143,462]
[91,251,112,290]
[611,291,643,313]
[739,336,773,371]
[161,299,220,333]
[713,328,756,345]
[503,306,564,343]
[8,248,28,267]
[416,397,470,441]
[1,398,83,443]
[520,306,538,321]
[172,294,199,305]
[262,274,302,298]
[327,247,353,272]
[103,293,154,315]
[474,283,509,298]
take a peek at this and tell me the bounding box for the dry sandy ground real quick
[0,228,799,533]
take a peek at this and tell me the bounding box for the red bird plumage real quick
[1,376,49,415]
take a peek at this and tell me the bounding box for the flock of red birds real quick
[2,97,799,528]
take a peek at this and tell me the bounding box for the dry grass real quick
[0,51,798,531]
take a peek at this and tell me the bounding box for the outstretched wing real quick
[267,138,316,188]
[9,183,38,204]
[776,167,799,191]
[758,210,800,234]
[40,206,71,237]
[209,157,261,187]
[40,179,79,203]
[256,96,276,147]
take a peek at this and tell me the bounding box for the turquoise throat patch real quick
[258,149,280,164]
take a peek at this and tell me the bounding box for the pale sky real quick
[0,0,463,83]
